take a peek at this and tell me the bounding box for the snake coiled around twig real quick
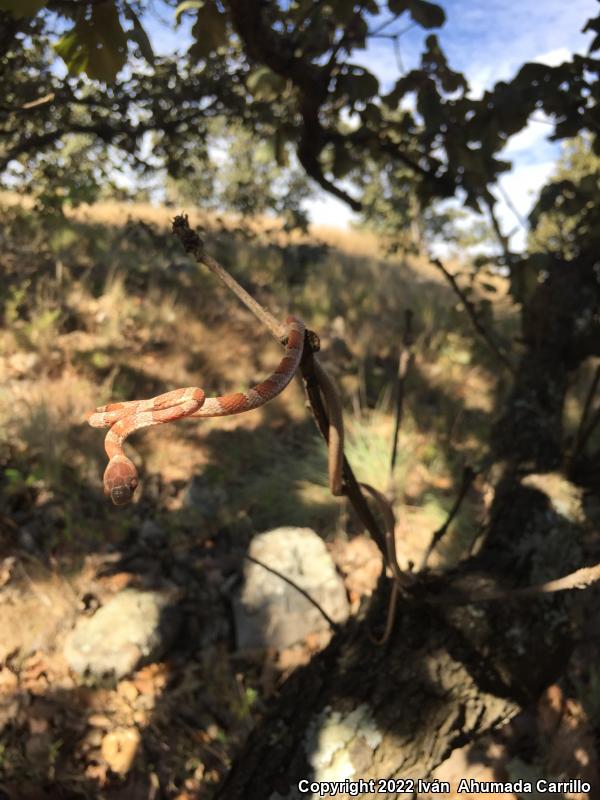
[87,316,305,505]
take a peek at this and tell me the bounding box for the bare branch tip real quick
[306,329,321,353]
[172,213,203,255]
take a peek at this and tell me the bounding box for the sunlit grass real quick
[0,194,518,566]
[0,373,99,486]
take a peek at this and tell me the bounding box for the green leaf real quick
[123,6,155,65]
[247,66,286,101]
[382,69,426,108]
[589,33,600,53]
[536,180,577,214]
[514,61,551,85]
[272,128,289,167]
[361,102,382,125]
[331,144,355,178]
[408,0,445,29]
[189,0,228,61]
[578,18,599,54]
[336,69,379,103]
[4,468,24,485]
[327,0,360,25]
[352,71,379,101]
[53,1,128,82]
[579,174,599,196]
[422,34,467,93]
[416,78,443,128]
[387,0,410,13]
[0,0,47,17]
[175,0,202,23]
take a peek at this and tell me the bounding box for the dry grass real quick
[0,194,513,560]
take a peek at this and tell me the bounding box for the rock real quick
[139,519,166,545]
[64,589,181,679]
[17,525,38,552]
[234,527,349,651]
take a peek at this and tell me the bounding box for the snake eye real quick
[110,485,135,506]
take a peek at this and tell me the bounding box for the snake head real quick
[103,456,139,506]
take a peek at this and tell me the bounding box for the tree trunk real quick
[216,256,600,800]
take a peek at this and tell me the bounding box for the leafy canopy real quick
[0,0,599,295]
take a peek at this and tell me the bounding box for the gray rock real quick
[139,519,166,544]
[64,589,181,679]
[234,527,349,651]
[17,525,38,552]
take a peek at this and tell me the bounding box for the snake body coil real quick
[87,316,305,505]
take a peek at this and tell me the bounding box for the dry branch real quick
[435,561,600,607]
[389,308,415,481]
[171,213,388,556]
[420,465,476,570]
[431,256,515,374]
[573,364,600,458]
[244,554,341,633]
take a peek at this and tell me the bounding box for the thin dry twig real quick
[433,561,600,607]
[576,405,600,456]
[313,359,344,496]
[171,213,388,557]
[431,257,515,374]
[358,482,414,645]
[310,358,416,644]
[244,554,341,633]
[420,465,476,570]
[389,308,414,481]
[483,196,516,269]
[300,347,387,557]
[495,184,528,232]
[172,215,284,341]
[572,364,600,458]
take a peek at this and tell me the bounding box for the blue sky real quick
[310,0,598,248]
[387,0,596,89]
[145,1,598,249]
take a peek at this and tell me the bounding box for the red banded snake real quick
[87,315,306,505]
[87,311,408,640]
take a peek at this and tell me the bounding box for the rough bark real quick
[216,255,599,800]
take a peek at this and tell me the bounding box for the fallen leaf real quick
[101,727,141,774]
[85,761,109,785]
[133,662,169,696]
[0,666,18,693]
[88,713,112,729]
[117,679,139,704]
[98,571,137,591]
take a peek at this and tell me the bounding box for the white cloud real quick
[304,156,558,253]
[495,161,557,250]
[139,0,596,244]
[307,2,596,241]
[143,3,193,56]
[500,162,557,214]
[305,194,358,230]
[503,116,554,158]
[533,47,574,67]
